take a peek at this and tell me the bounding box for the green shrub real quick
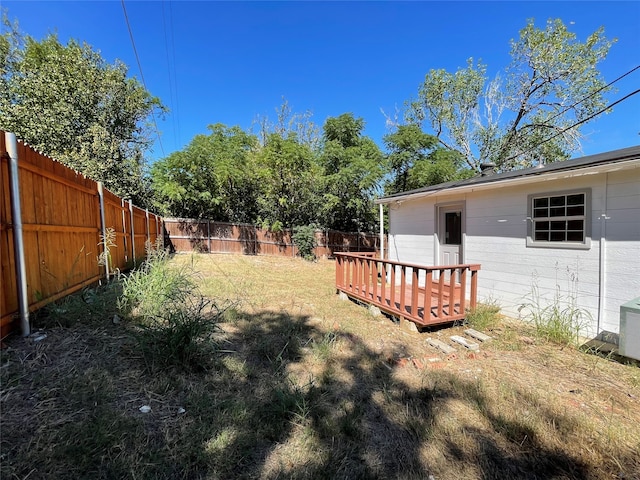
[292,225,317,261]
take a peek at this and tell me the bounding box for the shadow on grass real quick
[2,308,634,479]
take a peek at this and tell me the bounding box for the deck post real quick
[437,270,445,318]
[411,268,419,320]
[448,268,456,315]
[379,203,384,261]
[470,268,478,309]
[424,270,433,323]
[400,266,406,315]
[459,268,468,313]
[390,265,396,310]
[371,260,379,303]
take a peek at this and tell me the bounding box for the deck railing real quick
[335,253,480,328]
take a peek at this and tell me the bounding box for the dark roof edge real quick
[376,145,640,203]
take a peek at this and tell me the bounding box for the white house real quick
[376,146,640,340]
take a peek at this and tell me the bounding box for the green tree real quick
[408,18,615,171]
[151,124,259,221]
[383,124,469,194]
[320,113,386,232]
[254,132,322,230]
[0,18,162,204]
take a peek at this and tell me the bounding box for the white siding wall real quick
[388,198,435,266]
[601,169,640,332]
[387,167,640,337]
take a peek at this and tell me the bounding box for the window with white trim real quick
[527,190,591,249]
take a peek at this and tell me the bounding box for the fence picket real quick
[0,131,162,338]
[163,218,385,258]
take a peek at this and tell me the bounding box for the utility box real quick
[619,297,640,361]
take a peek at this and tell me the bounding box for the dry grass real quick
[2,253,639,479]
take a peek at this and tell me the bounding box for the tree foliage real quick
[0,17,162,204]
[254,132,323,230]
[383,124,469,194]
[320,113,386,231]
[252,97,321,151]
[408,18,614,171]
[150,114,388,233]
[151,124,259,221]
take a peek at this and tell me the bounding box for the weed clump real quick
[465,301,501,331]
[519,270,591,346]
[119,249,222,371]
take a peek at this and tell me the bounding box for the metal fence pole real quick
[97,182,110,281]
[5,132,30,336]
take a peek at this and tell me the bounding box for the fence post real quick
[129,201,136,264]
[145,208,150,254]
[97,182,110,282]
[5,132,30,336]
[121,198,128,263]
[207,219,211,253]
[155,215,160,249]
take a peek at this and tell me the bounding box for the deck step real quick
[464,328,492,342]
[451,335,480,351]
[426,337,456,355]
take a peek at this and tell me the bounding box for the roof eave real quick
[375,146,640,205]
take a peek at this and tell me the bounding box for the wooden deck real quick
[335,253,480,328]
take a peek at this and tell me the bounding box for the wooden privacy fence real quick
[335,252,480,328]
[1,132,162,338]
[164,218,384,258]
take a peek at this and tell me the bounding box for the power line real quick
[121,0,166,157]
[504,87,640,165]
[162,0,181,149]
[544,64,640,126]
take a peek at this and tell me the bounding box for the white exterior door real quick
[438,205,463,266]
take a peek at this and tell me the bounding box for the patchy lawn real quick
[1,254,639,479]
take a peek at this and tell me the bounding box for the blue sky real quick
[2,1,639,162]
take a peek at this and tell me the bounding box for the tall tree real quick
[252,97,321,152]
[320,113,386,232]
[0,18,162,204]
[383,124,468,194]
[151,124,259,221]
[408,18,615,171]
[254,132,322,230]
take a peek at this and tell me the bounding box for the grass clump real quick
[36,282,121,328]
[465,301,501,331]
[519,276,590,346]
[118,248,195,319]
[134,297,220,371]
[119,249,222,371]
